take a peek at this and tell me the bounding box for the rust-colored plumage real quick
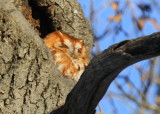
[44,30,89,81]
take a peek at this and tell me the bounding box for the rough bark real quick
[0,0,92,114]
[52,32,160,114]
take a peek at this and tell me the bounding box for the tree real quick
[0,0,159,114]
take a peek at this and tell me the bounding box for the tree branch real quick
[52,32,160,114]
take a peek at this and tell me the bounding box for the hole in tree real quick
[22,0,57,38]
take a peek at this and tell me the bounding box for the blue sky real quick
[78,0,160,114]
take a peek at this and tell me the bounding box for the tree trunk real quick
[0,0,93,113]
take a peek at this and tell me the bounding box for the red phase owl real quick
[44,30,89,81]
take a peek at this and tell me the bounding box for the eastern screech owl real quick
[44,30,89,81]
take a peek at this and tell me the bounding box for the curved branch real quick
[52,32,160,114]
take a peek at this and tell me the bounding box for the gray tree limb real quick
[52,32,160,114]
[0,0,92,113]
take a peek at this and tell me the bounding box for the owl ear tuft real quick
[56,30,63,36]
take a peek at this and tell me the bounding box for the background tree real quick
[78,0,160,114]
